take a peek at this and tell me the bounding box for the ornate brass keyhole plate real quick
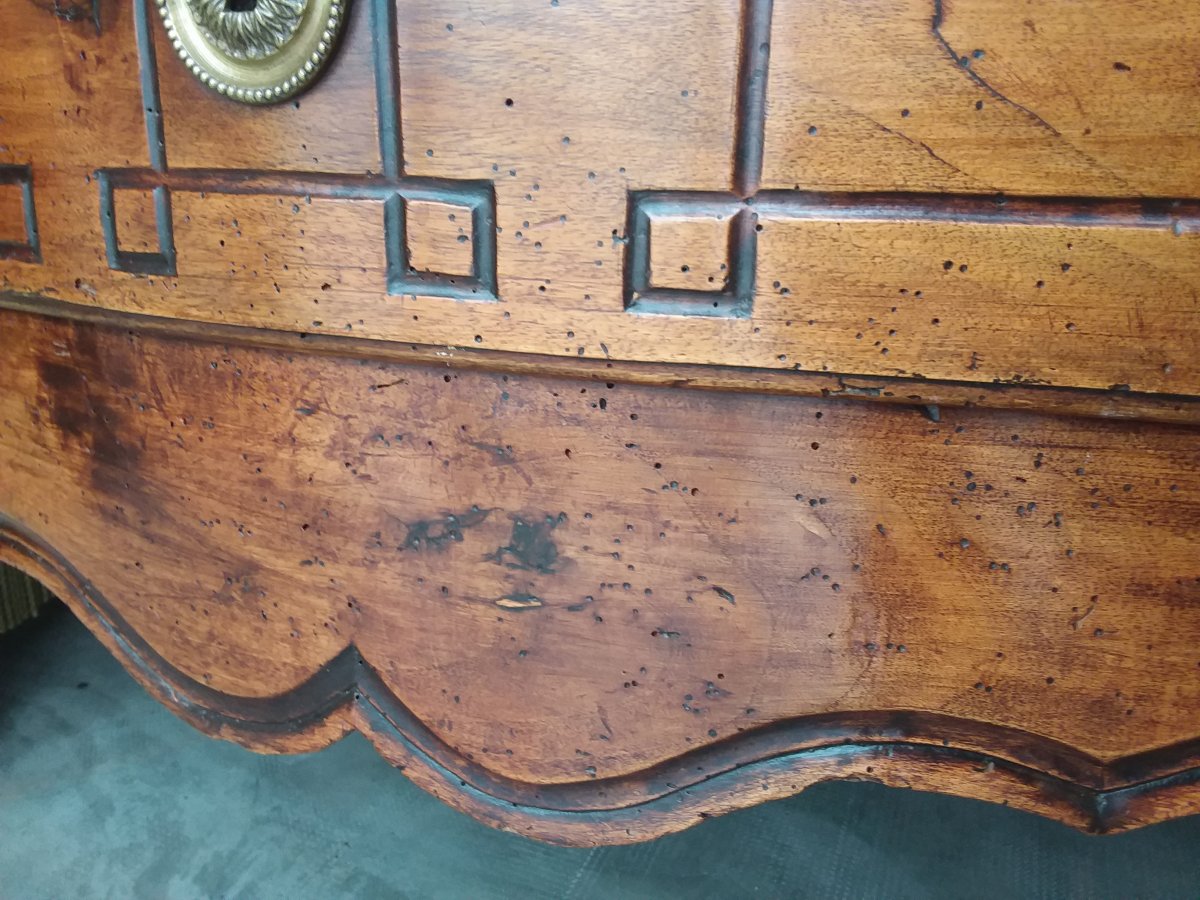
[156,0,348,104]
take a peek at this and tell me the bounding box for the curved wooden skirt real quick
[2,301,1199,845]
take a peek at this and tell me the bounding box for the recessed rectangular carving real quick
[0,165,40,263]
[98,173,176,276]
[625,192,754,318]
[387,180,497,300]
[76,0,496,304]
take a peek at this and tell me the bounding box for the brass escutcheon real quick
[156,0,348,104]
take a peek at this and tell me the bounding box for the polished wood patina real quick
[1,0,1198,844]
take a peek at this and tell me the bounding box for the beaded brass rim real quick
[156,0,347,105]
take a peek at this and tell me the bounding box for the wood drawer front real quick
[1,0,1199,394]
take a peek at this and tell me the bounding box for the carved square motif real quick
[625,192,754,318]
[0,165,40,263]
[385,180,497,301]
[405,198,475,278]
[98,173,176,276]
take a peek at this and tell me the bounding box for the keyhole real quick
[225,0,257,11]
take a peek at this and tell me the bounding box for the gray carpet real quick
[2,605,1199,899]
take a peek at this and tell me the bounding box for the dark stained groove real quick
[0,164,41,263]
[622,187,651,311]
[468,181,500,299]
[930,0,1059,135]
[97,167,486,202]
[357,692,1136,842]
[151,184,177,273]
[19,171,41,262]
[754,189,1200,231]
[4,293,1200,425]
[369,0,402,178]
[382,192,407,294]
[6,513,1200,841]
[727,205,758,312]
[733,0,774,198]
[131,0,166,173]
[355,662,1110,814]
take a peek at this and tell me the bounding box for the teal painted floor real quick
[3,604,1200,899]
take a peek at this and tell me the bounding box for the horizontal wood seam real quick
[3,292,1199,425]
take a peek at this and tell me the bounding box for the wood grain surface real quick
[1,307,1198,842]
[1,0,1199,844]
[2,0,1200,392]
